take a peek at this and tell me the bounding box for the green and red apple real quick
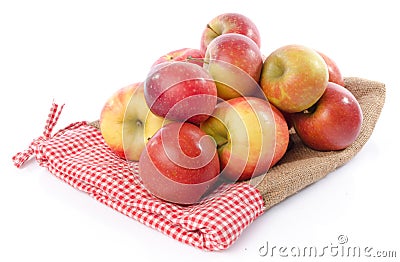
[200,13,261,55]
[260,44,329,113]
[200,96,275,182]
[204,33,263,100]
[100,82,166,161]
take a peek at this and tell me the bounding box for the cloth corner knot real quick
[12,102,64,168]
[12,136,46,168]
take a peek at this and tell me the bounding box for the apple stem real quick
[216,140,228,150]
[207,24,219,36]
[186,56,208,64]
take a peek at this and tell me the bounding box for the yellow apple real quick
[200,96,276,181]
[100,82,166,161]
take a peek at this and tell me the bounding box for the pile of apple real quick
[100,13,363,205]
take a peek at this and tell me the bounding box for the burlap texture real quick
[249,77,386,210]
[89,77,385,210]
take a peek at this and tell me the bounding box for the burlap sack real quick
[249,77,386,210]
[90,77,385,211]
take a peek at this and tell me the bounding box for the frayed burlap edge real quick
[89,77,386,211]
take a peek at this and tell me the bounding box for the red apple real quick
[317,51,345,86]
[138,122,220,205]
[151,48,204,68]
[291,82,363,151]
[144,61,217,124]
[204,33,263,100]
[260,44,329,113]
[270,104,290,167]
[200,96,275,182]
[200,13,261,55]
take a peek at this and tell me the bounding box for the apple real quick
[200,96,275,182]
[270,103,290,167]
[139,122,220,205]
[204,33,263,100]
[291,82,363,151]
[144,61,217,124]
[317,50,345,86]
[260,44,329,113]
[100,82,166,161]
[200,13,261,55]
[151,48,204,68]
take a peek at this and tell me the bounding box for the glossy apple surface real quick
[139,122,220,205]
[260,44,329,113]
[200,96,275,181]
[144,61,217,124]
[317,50,345,86]
[292,82,363,151]
[100,82,165,161]
[204,33,263,100]
[200,13,261,55]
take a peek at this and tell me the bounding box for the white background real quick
[1,0,399,261]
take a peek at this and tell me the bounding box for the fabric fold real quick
[13,114,264,251]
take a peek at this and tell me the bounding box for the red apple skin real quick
[270,104,290,167]
[291,82,363,151]
[144,61,217,124]
[151,48,204,68]
[204,33,263,100]
[138,122,220,205]
[200,13,261,55]
[317,51,345,86]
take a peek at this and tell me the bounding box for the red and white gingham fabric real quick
[12,102,265,251]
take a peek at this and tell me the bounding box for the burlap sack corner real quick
[249,77,386,210]
[89,77,386,210]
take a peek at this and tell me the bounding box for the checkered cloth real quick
[12,102,265,251]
